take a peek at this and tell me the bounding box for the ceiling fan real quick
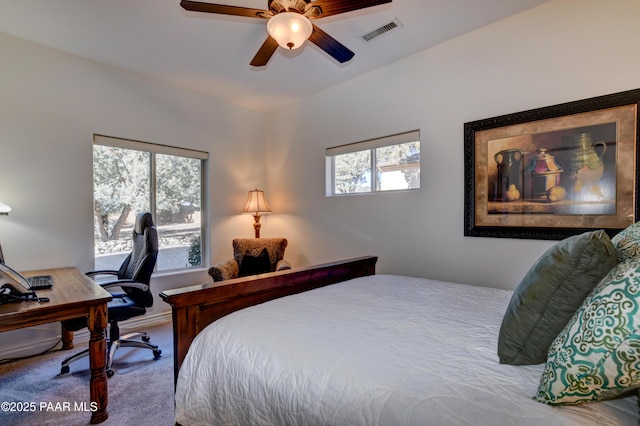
[180,0,392,66]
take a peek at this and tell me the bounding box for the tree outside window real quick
[93,140,206,272]
[334,150,371,194]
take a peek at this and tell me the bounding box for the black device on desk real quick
[0,262,51,304]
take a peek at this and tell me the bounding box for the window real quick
[93,135,208,272]
[326,130,420,195]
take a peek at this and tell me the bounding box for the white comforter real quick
[175,274,638,425]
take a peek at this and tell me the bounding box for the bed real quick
[160,255,640,425]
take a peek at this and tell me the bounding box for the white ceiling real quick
[0,0,549,111]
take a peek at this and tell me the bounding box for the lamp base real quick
[253,214,262,238]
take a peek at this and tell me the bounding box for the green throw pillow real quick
[535,256,640,405]
[498,230,618,365]
[612,221,640,262]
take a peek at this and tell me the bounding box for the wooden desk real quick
[0,267,112,424]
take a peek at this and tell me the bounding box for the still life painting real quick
[464,89,639,239]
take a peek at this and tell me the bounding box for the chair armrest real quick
[85,270,119,278]
[276,259,292,271]
[208,259,239,282]
[100,279,149,292]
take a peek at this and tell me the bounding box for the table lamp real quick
[242,189,271,238]
[0,201,11,264]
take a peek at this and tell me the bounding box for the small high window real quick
[326,130,421,196]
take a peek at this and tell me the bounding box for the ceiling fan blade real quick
[250,36,279,67]
[308,25,354,63]
[180,0,268,19]
[308,0,391,18]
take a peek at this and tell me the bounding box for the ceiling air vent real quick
[361,18,401,43]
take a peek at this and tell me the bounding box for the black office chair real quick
[60,212,161,377]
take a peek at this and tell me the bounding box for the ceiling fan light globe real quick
[267,12,312,50]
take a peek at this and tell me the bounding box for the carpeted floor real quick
[0,320,175,425]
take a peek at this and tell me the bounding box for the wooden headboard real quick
[160,255,378,384]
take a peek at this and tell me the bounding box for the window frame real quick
[93,134,209,272]
[325,130,421,196]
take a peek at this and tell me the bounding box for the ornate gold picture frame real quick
[464,89,640,240]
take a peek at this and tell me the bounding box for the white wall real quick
[0,32,266,357]
[264,0,640,290]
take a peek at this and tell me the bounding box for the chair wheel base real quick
[60,365,70,375]
[106,369,115,378]
[153,349,162,359]
[142,335,150,342]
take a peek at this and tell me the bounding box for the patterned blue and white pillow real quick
[612,221,640,262]
[535,256,640,405]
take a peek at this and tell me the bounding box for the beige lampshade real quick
[242,189,272,215]
[267,12,313,50]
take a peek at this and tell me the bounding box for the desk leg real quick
[61,325,74,350]
[88,303,108,424]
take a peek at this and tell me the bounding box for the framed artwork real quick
[464,89,640,240]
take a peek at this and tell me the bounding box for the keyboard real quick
[28,275,53,290]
